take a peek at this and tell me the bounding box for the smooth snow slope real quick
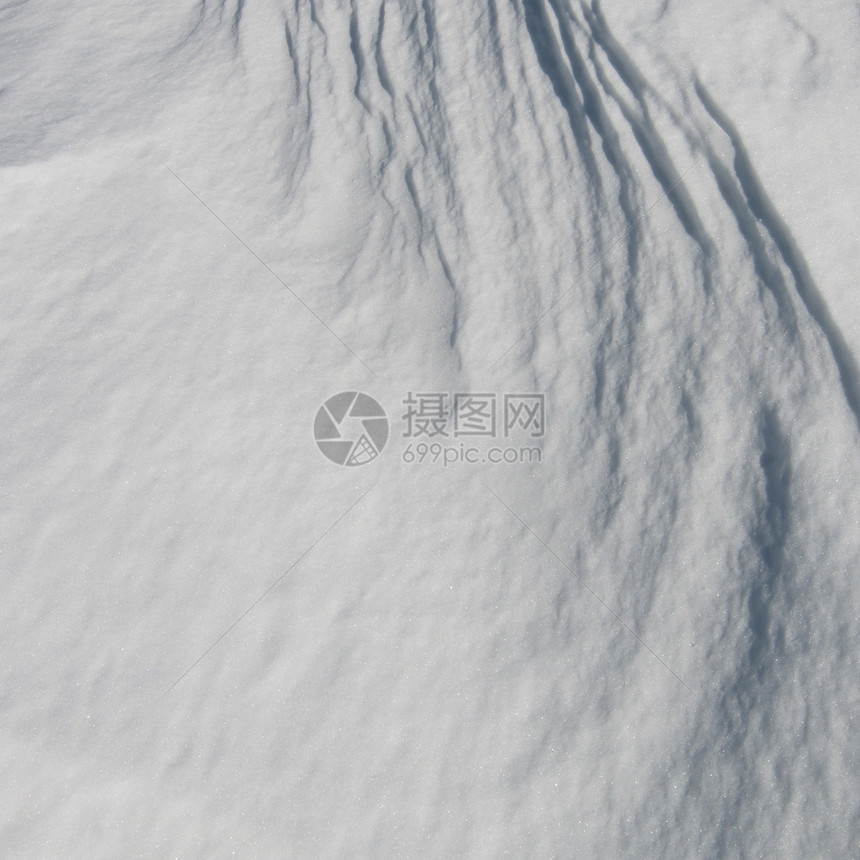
[1,0,859,857]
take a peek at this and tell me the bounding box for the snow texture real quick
[1,0,859,856]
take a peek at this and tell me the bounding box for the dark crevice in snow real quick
[282,15,300,94]
[583,1,650,102]
[522,0,603,203]
[380,114,394,163]
[374,2,394,101]
[584,1,715,282]
[348,3,371,113]
[590,55,713,263]
[749,407,792,675]
[230,0,244,46]
[696,77,860,431]
[550,1,640,272]
[403,164,424,230]
[307,0,326,40]
[433,233,462,353]
[523,0,713,280]
[700,141,798,329]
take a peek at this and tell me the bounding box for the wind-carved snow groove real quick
[521,0,637,421]
[485,0,509,91]
[522,0,713,288]
[434,233,462,351]
[582,5,714,268]
[695,78,860,429]
[583,1,648,101]
[548,0,640,272]
[211,0,467,358]
[374,2,394,100]
[590,0,860,430]
[696,408,795,850]
[748,408,792,676]
[694,125,798,330]
[306,0,326,40]
[277,4,314,199]
[231,0,245,45]
[348,2,371,112]
[519,0,713,430]
[187,0,246,50]
[522,0,605,207]
[403,164,423,230]
[282,15,300,92]
[388,0,464,359]
[518,0,860,439]
[0,0,28,22]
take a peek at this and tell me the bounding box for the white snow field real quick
[2,0,859,856]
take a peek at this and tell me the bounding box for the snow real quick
[2,0,859,857]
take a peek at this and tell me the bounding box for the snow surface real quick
[2,0,860,856]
